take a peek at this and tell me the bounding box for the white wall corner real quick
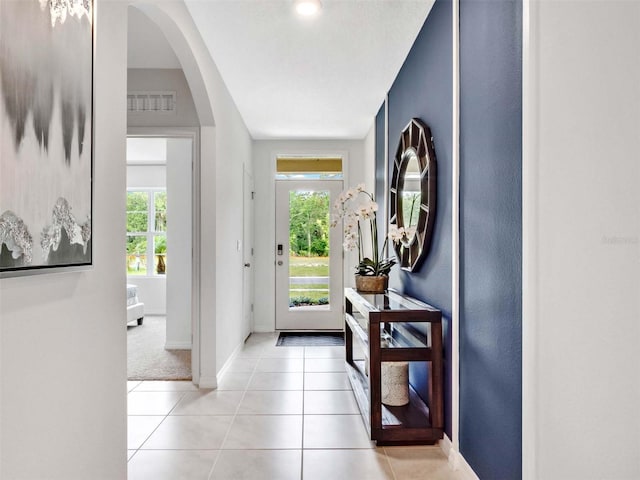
[363,121,376,194]
[521,1,538,479]
[451,0,461,460]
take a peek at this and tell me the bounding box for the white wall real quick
[523,1,640,478]
[213,115,253,374]
[128,6,181,69]
[134,1,253,386]
[252,138,371,332]
[130,277,166,314]
[0,1,128,478]
[363,124,377,200]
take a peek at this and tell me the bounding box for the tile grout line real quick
[301,345,307,480]
[382,446,399,480]
[130,390,189,454]
[207,350,258,479]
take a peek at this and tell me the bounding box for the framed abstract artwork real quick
[0,0,94,275]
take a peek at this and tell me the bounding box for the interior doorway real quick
[126,134,196,380]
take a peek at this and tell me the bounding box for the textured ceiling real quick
[130,1,434,140]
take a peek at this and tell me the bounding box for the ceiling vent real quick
[127,91,176,113]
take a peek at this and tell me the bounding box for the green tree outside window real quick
[126,190,167,275]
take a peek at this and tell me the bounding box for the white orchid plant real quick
[331,184,397,276]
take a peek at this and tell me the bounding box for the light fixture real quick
[294,0,322,16]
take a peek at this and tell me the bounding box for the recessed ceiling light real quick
[295,0,322,16]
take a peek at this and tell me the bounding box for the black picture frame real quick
[0,0,94,276]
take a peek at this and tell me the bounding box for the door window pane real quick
[288,190,330,309]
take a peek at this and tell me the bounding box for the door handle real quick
[244,263,251,267]
[277,260,283,266]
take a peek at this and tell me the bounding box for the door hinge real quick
[251,303,254,313]
[251,247,254,256]
[251,191,255,200]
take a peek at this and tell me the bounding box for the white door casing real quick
[165,137,193,350]
[242,167,254,340]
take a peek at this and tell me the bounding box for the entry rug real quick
[277,332,345,347]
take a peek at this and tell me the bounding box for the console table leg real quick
[430,322,444,429]
[369,320,382,437]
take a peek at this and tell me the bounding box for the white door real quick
[275,180,343,330]
[242,168,254,340]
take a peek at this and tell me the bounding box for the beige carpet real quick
[127,315,192,381]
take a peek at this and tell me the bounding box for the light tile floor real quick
[127,332,466,480]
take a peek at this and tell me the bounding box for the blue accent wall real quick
[386,0,453,438]
[379,0,523,475]
[459,0,522,478]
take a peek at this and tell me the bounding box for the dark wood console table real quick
[344,287,443,445]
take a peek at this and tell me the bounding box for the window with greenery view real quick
[126,190,167,276]
[289,191,330,257]
[288,190,330,307]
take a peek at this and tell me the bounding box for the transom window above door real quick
[275,156,343,180]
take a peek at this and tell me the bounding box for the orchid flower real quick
[330,185,396,276]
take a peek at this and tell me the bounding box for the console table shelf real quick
[344,287,443,446]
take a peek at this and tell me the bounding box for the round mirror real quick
[389,118,437,271]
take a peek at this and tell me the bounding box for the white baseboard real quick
[439,434,480,480]
[197,375,218,389]
[215,342,244,386]
[439,434,454,463]
[195,336,246,389]
[164,341,192,350]
[253,326,275,333]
